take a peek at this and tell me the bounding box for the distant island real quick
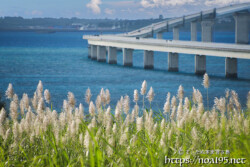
[0,16,235,32]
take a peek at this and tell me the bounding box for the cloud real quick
[86,0,102,14]
[105,8,115,15]
[121,8,132,13]
[139,8,145,12]
[75,12,81,16]
[140,0,250,8]
[31,10,42,16]
[205,0,250,6]
[105,1,136,7]
[140,0,195,8]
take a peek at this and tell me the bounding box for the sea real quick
[0,31,249,112]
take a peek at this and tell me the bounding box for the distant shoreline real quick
[0,29,235,33]
[0,28,126,33]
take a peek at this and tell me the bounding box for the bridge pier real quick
[195,55,206,75]
[168,52,179,72]
[225,12,250,78]
[156,32,163,39]
[108,47,117,64]
[234,12,250,44]
[195,20,214,75]
[191,21,197,41]
[144,50,154,69]
[145,33,153,38]
[88,45,91,58]
[201,20,214,42]
[225,58,237,78]
[97,46,106,62]
[91,45,97,60]
[123,48,133,66]
[173,27,179,40]
[168,26,180,72]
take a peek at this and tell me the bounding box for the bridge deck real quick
[120,3,250,37]
[83,35,250,59]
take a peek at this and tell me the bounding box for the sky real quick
[0,0,250,19]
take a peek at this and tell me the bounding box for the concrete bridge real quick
[83,3,250,78]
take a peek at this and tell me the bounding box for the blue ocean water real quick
[0,31,249,111]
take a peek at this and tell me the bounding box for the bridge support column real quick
[144,50,154,69]
[108,47,117,64]
[201,20,214,42]
[97,46,106,62]
[225,12,250,78]
[145,33,153,38]
[168,52,178,72]
[168,26,180,72]
[195,55,206,75]
[225,58,237,78]
[88,45,91,58]
[234,12,250,44]
[123,48,133,66]
[91,45,97,60]
[195,20,214,75]
[191,21,197,41]
[173,27,179,40]
[156,32,163,39]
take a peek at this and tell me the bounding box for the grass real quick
[0,79,249,167]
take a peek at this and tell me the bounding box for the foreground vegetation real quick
[0,74,249,166]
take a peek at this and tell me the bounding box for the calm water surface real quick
[0,31,249,111]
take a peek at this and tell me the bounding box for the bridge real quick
[83,3,250,78]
